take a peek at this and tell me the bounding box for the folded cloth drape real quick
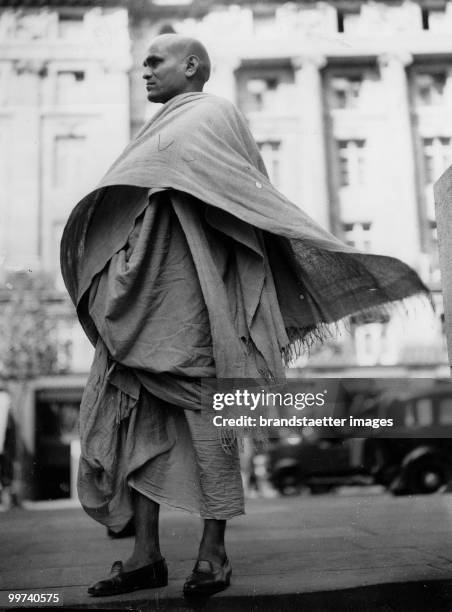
[78,190,276,526]
[86,189,288,382]
[61,91,429,364]
[78,338,245,530]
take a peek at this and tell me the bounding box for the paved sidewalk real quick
[1,492,452,611]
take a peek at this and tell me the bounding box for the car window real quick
[386,399,403,423]
[415,398,434,426]
[439,397,452,424]
[404,402,416,427]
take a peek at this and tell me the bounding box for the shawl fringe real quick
[281,292,433,368]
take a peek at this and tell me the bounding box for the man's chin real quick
[147,91,163,103]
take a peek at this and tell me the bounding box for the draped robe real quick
[60,92,429,529]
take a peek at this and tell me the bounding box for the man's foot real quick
[87,558,168,597]
[183,558,232,599]
[122,552,163,573]
[197,540,226,567]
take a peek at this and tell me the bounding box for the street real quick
[1,491,452,611]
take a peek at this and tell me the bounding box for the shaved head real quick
[153,34,211,83]
[142,34,211,103]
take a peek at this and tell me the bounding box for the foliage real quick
[0,271,70,381]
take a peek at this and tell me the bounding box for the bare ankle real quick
[123,551,163,571]
[198,544,226,565]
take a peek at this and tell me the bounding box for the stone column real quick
[7,60,47,270]
[377,51,420,264]
[292,55,330,228]
[435,168,452,369]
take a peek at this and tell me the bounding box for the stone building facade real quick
[0,0,131,371]
[0,0,450,374]
[1,0,451,503]
[129,0,451,370]
[0,1,131,275]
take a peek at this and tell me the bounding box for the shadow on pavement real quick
[61,578,452,612]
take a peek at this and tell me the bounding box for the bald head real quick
[142,34,211,104]
[156,34,211,83]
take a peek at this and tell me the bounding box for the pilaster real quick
[292,54,330,228]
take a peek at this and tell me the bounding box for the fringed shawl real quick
[61,91,429,373]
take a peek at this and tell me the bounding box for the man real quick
[0,390,14,510]
[60,34,428,600]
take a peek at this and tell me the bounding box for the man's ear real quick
[185,54,200,78]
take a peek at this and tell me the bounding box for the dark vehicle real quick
[267,383,452,496]
[362,386,452,495]
[267,432,371,495]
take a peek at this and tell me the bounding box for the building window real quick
[54,135,86,188]
[58,12,84,38]
[414,72,447,106]
[421,6,447,31]
[428,219,438,248]
[252,8,276,34]
[337,139,366,188]
[246,77,279,112]
[354,323,384,366]
[422,137,452,185]
[56,70,85,105]
[257,141,281,188]
[336,6,361,33]
[342,221,372,251]
[331,76,362,109]
[236,63,294,114]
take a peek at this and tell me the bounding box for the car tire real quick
[401,457,447,495]
[276,471,303,496]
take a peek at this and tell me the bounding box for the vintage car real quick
[267,382,452,496]
[361,385,452,495]
[267,433,371,495]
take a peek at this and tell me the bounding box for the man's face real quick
[143,41,188,103]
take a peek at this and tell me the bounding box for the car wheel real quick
[276,472,302,496]
[278,483,302,496]
[403,458,446,495]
